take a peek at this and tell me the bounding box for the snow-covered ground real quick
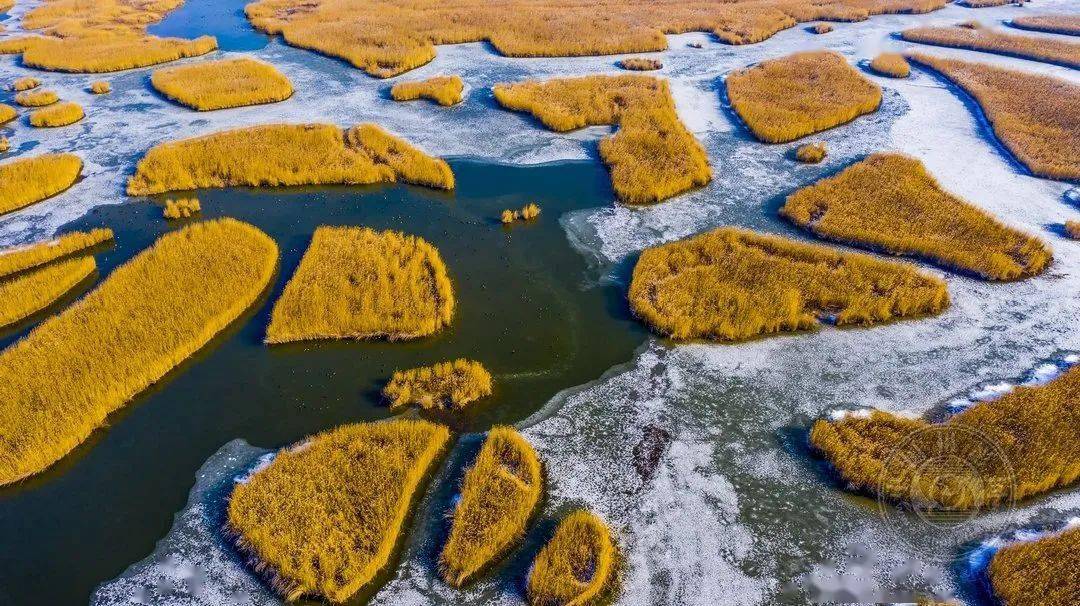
[3,0,1078,604]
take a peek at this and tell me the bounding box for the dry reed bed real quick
[0,153,82,216]
[0,256,96,329]
[151,58,294,111]
[901,25,1080,68]
[0,136,9,152]
[0,227,113,278]
[384,359,492,411]
[90,81,111,94]
[244,0,945,78]
[726,50,881,143]
[1066,220,1080,240]
[440,427,542,587]
[12,76,40,91]
[0,0,217,72]
[163,197,201,219]
[795,142,827,163]
[782,153,1051,280]
[266,226,454,343]
[494,75,711,204]
[29,101,84,127]
[127,123,454,195]
[502,203,541,224]
[1010,14,1080,37]
[810,363,1080,509]
[618,57,662,71]
[869,52,910,78]
[628,227,949,341]
[989,525,1079,606]
[390,75,464,106]
[0,219,278,486]
[908,53,1080,181]
[227,420,451,602]
[811,23,834,34]
[527,510,616,606]
[14,89,58,107]
[0,103,15,125]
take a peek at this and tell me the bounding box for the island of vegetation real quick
[810,363,1080,509]
[618,57,662,71]
[901,25,1080,69]
[440,427,542,587]
[494,75,711,204]
[794,142,827,163]
[810,23,834,34]
[527,510,617,606]
[227,419,451,602]
[90,80,111,94]
[266,226,454,343]
[384,359,492,411]
[908,53,1079,180]
[501,203,541,224]
[628,227,949,341]
[1010,14,1080,37]
[989,525,1079,606]
[0,227,113,278]
[726,50,881,143]
[150,57,295,111]
[0,103,15,125]
[162,197,201,220]
[11,76,40,91]
[868,52,909,78]
[14,89,58,107]
[244,0,945,78]
[0,219,278,486]
[1066,221,1080,240]
[127,123,455,195]
[781,153,1051,280]
[0,153,82,217]
[29,101,84,127]
[390,75,464,106]
[0,256,96,329]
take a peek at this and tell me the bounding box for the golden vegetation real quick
[12,76,40,91]
[0,103,15,125]
[501,203,541,224]
[811,23,834,34]
[782,153,1051,280]
[810,363,1080,509]
[908,53,1080,181]
[440,427,542,587]
[726,50,881,143]
[0,228,113,279]
[150,57,295,111]
[244,0,946,78]
[628,226,949,341]
[795,142,827,163]
[0,219,278,486]
[1066,220,1080,240]
[90,80,111,94]
[162,197,201,219]
[902,26,1080,68]
[390,75,464,106]
[527,510,617,606]
[29,101,84,127]
[618,57,662,71]
[0,153,82,216]
[128,123,454,195]
[495,75,711,204]
[0,256,96,329]
[1011,14,1080,37]
[266,226,454,343]
[0,137,9,153]
[384,359,492,411]
[989,526,1079,606]
[14,89,58,107]
[227,420,451,603]
[869,52,910,78]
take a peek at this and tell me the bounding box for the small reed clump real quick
[162,197,201,220]
[227,420,451,602]
[782,153,1052,280]
[810,363,1080,509]
[989,525,1079,606]
[726,50,881,143]
[384,359,493,411]
[12,76,40,91]
[618,57,662,71]
[494,75,711,205]
[1065,221,1080,240]
[527,510,617,606]
[390,75,464,106]
[869,52,910,78]
[794,142,827,163]
[901,25,1080,69]
[0,227,113,278]
[0,256,96,329]
[151,57,294,111]
[628,226,949,341]
[1010,14,1080,37]
[907,53,1080,180]
[0,153,82,216]
[0,219,278,486]
[501,203,541,224]
[90,80,111,94]
[0,136,9,153]
[29,101,84,127]
[14,88,58,107]
[0,103,14,125]
[127,123,455,195]
[811,23,834,34]
[440,427,542,587]
[266,226,454,343]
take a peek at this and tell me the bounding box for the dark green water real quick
[0,160,646,605]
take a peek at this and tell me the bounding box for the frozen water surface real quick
[1,0,1078,604]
